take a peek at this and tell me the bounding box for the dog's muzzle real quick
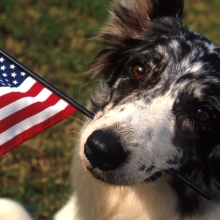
[84,129,127,171]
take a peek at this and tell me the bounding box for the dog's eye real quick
[195,108,211,122]
[131,63,146,80]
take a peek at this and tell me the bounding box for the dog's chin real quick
[86,165,164,186]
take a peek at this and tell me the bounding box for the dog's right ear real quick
[102,0,184,40]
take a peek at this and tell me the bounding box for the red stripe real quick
[0,82,44,108]
[0,105,76,156]
[0,93,61,133]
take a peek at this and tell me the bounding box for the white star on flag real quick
[11,72,17,78]
[0,57,4,62]
[1,65,6,71]
[10,64,15,69]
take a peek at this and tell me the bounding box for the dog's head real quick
[80,0,220,187]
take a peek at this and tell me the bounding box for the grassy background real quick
[0,0,220,219]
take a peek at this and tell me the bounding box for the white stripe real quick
[0,88,52,120]
[0,99,68,145]
[0,77,36,96]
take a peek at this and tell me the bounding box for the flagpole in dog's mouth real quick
[79,115,212,200]
[70,110,212,200]
[0,49,211,200]
[78,109,212,200]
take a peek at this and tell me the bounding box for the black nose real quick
[84,130,127,171]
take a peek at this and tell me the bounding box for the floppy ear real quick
[102,0,184,40]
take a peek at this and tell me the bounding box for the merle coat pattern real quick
[56,0,220,219]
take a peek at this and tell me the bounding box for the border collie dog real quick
[1,0,220,219]
[55,0,220,219]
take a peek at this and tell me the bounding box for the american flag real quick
[0,50,77,156]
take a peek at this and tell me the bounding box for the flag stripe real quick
[0,51,77,156]
[0,77,35,96]
[0,81,44,108]
[0,99,72,145]
[0,88,52,120]
[0,93,61,133]
[0,104,76,156]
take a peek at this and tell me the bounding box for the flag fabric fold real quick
[0,51,77,156]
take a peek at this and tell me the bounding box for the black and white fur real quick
[1,0,220,219]
[55,0,220,219]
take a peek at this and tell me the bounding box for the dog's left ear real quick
[102,0,184,40]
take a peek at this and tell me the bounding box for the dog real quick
[1,0,220,219]
[54,0,220,219]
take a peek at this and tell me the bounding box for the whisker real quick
[69,116,87,125]
[68,123,83,130]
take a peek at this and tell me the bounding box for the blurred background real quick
[0,0,220,219]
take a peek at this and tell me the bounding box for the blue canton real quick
[0,56,28,88]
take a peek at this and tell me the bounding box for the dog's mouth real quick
[143,171,163,182]
[86,166,107,183]
[86,165,164,185]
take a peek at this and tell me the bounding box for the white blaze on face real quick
[80,94,183,185]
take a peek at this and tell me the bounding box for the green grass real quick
[0,0,220,219]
